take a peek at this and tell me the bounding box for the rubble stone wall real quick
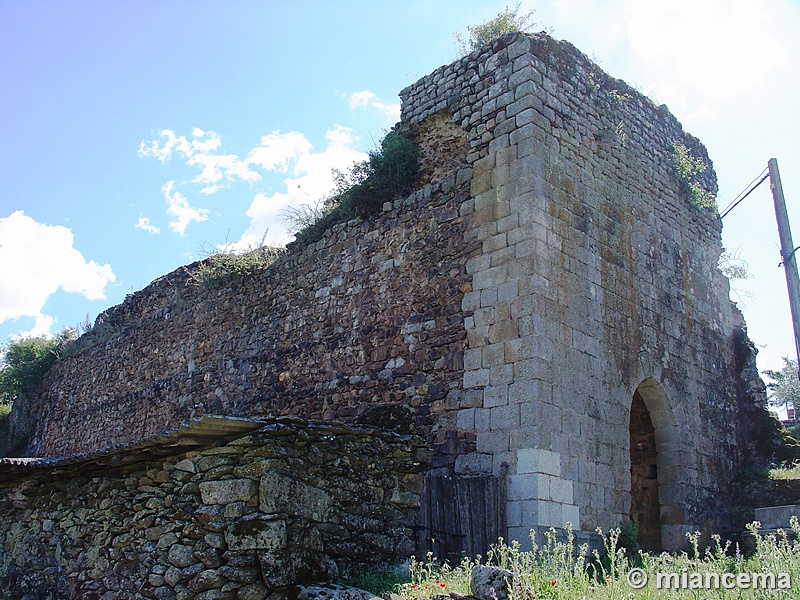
[6,32,774,552]
[0,419,426,599]
[17,176,475,469]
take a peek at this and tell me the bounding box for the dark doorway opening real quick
[629,389,662,551]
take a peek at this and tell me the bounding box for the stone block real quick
[562,504,580,529]
[540,501,562,528]
[259,473,331,521]
[497,280,519,303]
[480,287,499,308]
[489,364,514,386]
[517,448,561,476]
[472,264,508,291]
[463,348,482,371]
[476,430,509,454]
[475,408,492,432]
[488,320,519,344]
[504,335,552,362]
[461,388,485,408]
[483,232,508,253]
[457,408,475,430]
[471,565,513,600]
[506,500,523,527]
[466,255,491,274]
[225,516,286,552]
[199,479,257,506]
[464,368,490,389]
[455,453,493,475]
[490,403,519,430]
[549,477,574,504]
[483,385,508,408]
[507,474,540,501]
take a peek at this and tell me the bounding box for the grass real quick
[191,245,283,289]
[367,522,800,599]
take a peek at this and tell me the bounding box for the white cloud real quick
[233,125,367,249]
[139,128,260,194]
[246,131,312,173]
[135,216,160,235]
[347,90,401,121]
[0,211,116,333]
[162,181,210,235]
[627,0,788,112]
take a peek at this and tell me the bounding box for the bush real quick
[454,4,538,56]
[288,127,419,244]
[671,142,717,211]
[192,245,283,289]
[0,335,63,404]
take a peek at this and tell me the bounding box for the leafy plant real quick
[0,332,73,404]
[454,3,538,56]
[287,127,419,244]
[192,246,282,289]
[671,142,717,211]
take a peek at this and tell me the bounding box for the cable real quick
[720,168,769,220]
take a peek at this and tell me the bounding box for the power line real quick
[720,167,769,219]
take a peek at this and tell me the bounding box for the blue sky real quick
[1,0,799,383]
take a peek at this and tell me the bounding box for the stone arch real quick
[629,377,683,551]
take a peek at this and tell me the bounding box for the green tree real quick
[454,3,538,56]
[763,357,800,414]
[0,330,74,404]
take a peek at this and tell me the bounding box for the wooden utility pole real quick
[768,158,800,377]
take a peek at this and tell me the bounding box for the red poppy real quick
[551,579,557,586]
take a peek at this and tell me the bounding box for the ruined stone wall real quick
[7,32,774,551]
[399,33,742,549]
[0,419,425,599]
[18,177,475,467]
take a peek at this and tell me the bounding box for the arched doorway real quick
[629,389,661,551]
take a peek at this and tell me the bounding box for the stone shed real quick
[0,416,427,597]
[2,31,780,581]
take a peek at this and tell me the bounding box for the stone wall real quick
[5,31,778,552]
[399,32,749,548]
[0,417,426,599]
[14,176,475,468]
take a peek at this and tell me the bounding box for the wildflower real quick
[410,584,417,589]
[439,582,446,588]
[551,579,557,586]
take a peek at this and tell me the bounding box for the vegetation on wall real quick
[671,142,717,211]
[285,126,419,244]
[454,3,538,56]
[0,331,74,405]
[191,245,284,289]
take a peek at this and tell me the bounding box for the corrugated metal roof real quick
[0,414,266,483]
